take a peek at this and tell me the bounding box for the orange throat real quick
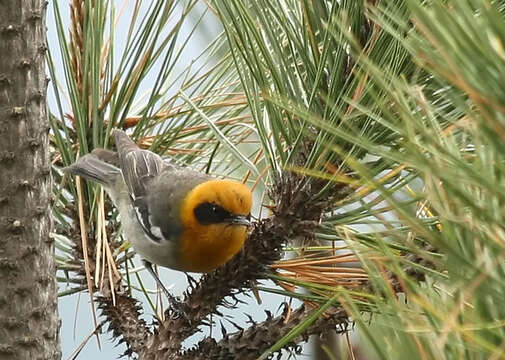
[178,224,247,273]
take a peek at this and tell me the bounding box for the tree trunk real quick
[0,1,60,359]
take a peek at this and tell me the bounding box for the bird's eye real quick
[194,202,230,224]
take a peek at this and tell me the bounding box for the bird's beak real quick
[228,215,251,226]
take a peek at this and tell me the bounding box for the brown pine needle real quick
[75,176,101,350]
[271,253,359,267]
[272,254,368,289]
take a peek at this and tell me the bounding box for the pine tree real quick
[50,1,505,359]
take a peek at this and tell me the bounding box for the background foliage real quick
[49,0,505,358]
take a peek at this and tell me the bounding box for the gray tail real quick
[64,153,121,186]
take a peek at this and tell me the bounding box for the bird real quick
[64,129,252,303]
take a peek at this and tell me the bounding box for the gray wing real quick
[113,129,174,242]
[91,148,119,167]
[113,129,167,197]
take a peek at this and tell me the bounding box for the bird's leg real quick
[142,259,173,300]
[142,260,188,321]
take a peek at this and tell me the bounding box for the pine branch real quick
[179,305,350,360]
[97,292,152,357]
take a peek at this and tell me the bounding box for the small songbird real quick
[64,129,252,298]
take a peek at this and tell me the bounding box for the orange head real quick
[179,179,252,272]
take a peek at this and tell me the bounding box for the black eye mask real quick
[193,202,233,224]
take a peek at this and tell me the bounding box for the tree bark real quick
[0,1,60,359]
